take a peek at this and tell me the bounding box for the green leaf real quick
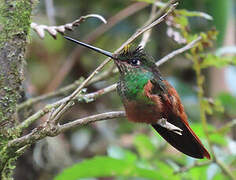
[134,134,156,159]
[54,156,166,180]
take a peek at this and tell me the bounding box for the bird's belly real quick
[124,101,162,124]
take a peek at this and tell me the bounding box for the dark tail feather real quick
[152,115,210,159]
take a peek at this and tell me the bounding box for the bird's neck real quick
[118,70,153,102]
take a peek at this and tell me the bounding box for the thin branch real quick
[16,84,117,131]
[81,84,117,102]
[16,66,115,111]
[49,58,112,123]
[9,111,125,148]
[17,78,84,111]
[143,0,177,27]
[59,111,125,133]
[31,14,107,39]
[139,3,157,48]
[156,36,202,66]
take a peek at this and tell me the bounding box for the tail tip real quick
[203,150,211,159]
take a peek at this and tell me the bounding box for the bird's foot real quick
[157,118,183,135]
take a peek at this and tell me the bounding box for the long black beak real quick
[64,36,114,59]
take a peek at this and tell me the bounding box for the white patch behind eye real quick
[136,60,141,65]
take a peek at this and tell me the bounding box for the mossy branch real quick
[0,0,33,178]
[8,111,126,148]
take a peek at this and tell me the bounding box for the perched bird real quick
[64,36,210,159]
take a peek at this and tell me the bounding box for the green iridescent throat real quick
[118,69,154,103]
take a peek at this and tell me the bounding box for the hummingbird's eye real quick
[129,59,140,66]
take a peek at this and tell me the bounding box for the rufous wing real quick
[145,79,210,159]
[152,112,210,159]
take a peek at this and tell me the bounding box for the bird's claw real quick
[157,118,183,135]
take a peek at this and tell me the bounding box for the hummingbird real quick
[64,36,211,159]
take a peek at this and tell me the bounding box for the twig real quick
[49,58,112,123]
[139,4,157,48]
[59,111,125,133]
[17,78,84,111]
[17,67,115,111]
[9,111,125,148]
[31,14,107,39]
[15,84,117,131]
[143,0,177,27]
[156,36,202,66]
